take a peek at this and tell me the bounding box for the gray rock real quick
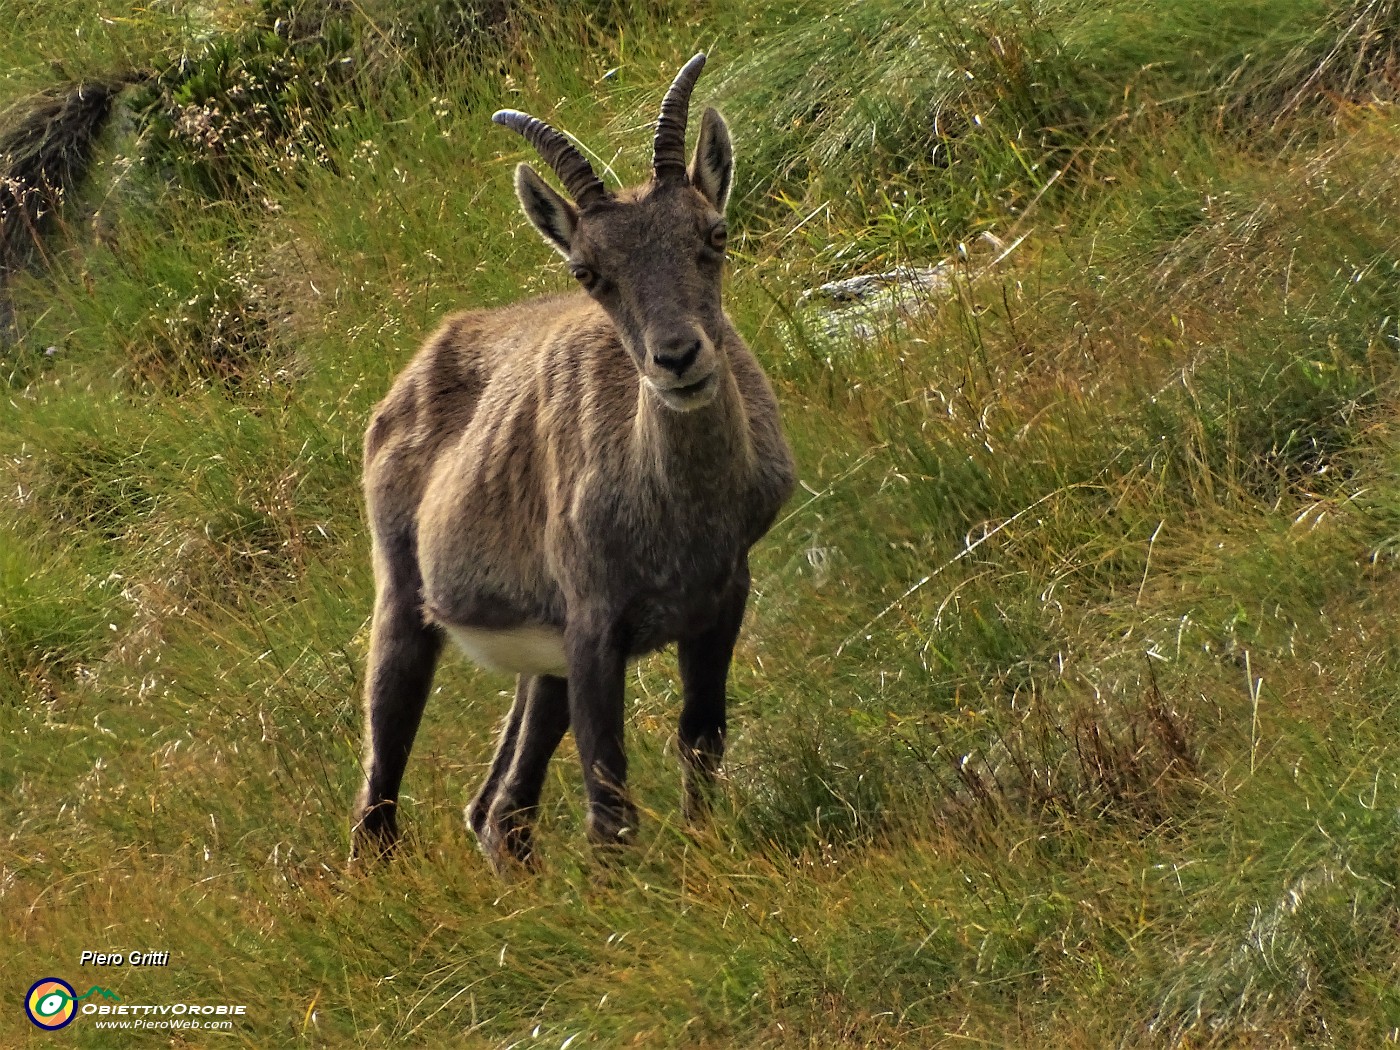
[797,231,1011,343]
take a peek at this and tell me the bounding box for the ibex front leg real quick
[677,563,749,822]
[565,619,638,849]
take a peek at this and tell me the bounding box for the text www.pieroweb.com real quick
[86,1002,246,1031]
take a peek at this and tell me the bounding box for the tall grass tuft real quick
[0,79,129,282]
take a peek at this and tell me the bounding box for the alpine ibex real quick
[351,54,795,871]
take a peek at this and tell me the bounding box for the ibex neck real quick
[632,366,752,487]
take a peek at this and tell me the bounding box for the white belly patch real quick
[443,623,568,676]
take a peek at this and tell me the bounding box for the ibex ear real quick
[689,107,733,213]
[514,163,577,256]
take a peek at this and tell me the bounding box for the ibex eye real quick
[569,263,597,289]
[708,223,728,252]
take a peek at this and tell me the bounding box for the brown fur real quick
[351,56,795,870]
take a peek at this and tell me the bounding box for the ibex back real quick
[351,54,796,871]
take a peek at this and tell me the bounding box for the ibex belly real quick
[442,623,568,676]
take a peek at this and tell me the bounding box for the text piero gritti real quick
[80,950,171,967]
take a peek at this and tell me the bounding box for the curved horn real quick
[492,109,608,208]
[652,52,707,183]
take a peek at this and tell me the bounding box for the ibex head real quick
[493,53,734,412]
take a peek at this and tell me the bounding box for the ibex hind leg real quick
[467,675,529,841]
[468,674,569,873]
[351,550,443,861]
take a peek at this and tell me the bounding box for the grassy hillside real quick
[4,0,1400,1045]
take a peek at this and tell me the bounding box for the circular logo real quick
[26,977,77,1030]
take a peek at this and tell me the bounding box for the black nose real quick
[653,338,701,377]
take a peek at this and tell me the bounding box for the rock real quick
[798,231,1010,343]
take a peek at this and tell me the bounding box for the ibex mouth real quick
[650,373,717,411]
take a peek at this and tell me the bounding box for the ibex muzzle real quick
[351,54,795,872]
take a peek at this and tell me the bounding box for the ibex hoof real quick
[466,796,491,841]
[586,805,639,851]
[681,792,709,826]
[682,771,724,825]
[350,802,400,865]
[470,804,539,876]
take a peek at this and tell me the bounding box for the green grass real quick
[5,0,1400,1045]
